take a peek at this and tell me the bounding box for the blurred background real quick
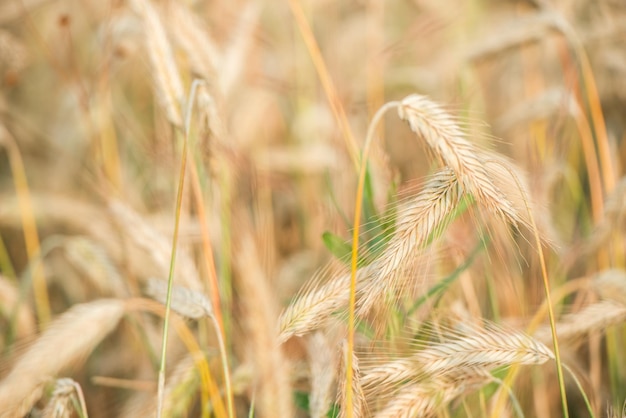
[1,0,625,416]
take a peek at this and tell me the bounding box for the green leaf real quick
[294,391,310,412]
[322,231,353,261]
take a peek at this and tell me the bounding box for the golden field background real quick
[0,0,625,417]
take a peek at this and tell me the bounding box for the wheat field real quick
[0,0,625,417]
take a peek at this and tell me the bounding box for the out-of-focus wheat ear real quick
[535,301,626,346]
[592,269,626,305]
[306,331,339,418]
[130,0,184,127]
[234,234,293,418]
[145,277,213,319]
[41,378,87,418]
[414,321,553,378]
[165,2,221,81]
[64,236,129,298]
[483,153,558,247]
[585,177,626,255]
[0,299,126,417]
[338,341,366,418]
[397,94,521,228]
[356,168,460,317]
[0,29,29,74]
[219,3,259,98]
[108,200,203,292]
[0,274,36,340]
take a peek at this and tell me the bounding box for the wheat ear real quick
[41,378,88,418]
[145,277,213,320]
[338,341,366,418]
[131,0,184,127]
[397,94,522,227]
[373,367,492,418]
[0,299,126,417]
[280,168,460,340]
[362,321,552,395]
[356,167,460,316]
[306,331,339,418]
[535,300,626,345]
[109,200,203,292]
[234,234,293,418]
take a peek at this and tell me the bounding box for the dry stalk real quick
[0,299,126,417]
